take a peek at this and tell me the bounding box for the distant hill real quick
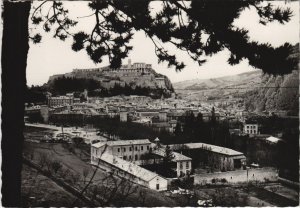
[173,71,262,90]
[174,44,299,115]
[46,62,174,98]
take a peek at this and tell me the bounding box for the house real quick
[243,123,259,135]
[169,143,246,172]
[91,139,152,165]
[152,147,192,177]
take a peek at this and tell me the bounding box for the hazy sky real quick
[26,1,299,86]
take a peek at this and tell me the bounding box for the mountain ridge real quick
[173,70,262,90]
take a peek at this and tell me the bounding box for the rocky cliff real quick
[244,44,299,115]
[47,63,174,98]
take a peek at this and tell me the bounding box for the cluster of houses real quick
[90,138,247,191]
[25,92,224,132]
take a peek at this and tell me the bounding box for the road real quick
[25,123,60,130]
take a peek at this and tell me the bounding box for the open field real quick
[22,164,86,206]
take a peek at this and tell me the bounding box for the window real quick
[141,146,143,151]
[180,162,183,169]
[186,162,189,169]
[135,155,138,160]
[129,147,132,151]
[118,148,120,153]
[135,146,138,151]
[123,156,127,160]
[156,184,160,190]
[129,155,132,160]
[123,147,126,152]
[147,146,149,150]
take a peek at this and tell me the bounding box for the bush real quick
[51,160,62,174]
[221,178,227,183]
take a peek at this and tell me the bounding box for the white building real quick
[91,152,168,191]
[243,123,259,135]
[91,139,168,191]
[152,147,192,177]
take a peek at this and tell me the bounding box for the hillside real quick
[244,44,299,115]
[46,62,174,98]
[173,71,262,90]
[244,69,298,115]
[174,44,299,115]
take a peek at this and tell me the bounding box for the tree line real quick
[27,76,173,101]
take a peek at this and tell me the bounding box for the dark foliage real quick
[31,0,297,75]
[51,111,231,147]
[25,85,47,104]
[49,76,172,98]
[50,76,101,95]
[245,115,298,134]
[277,129,299,182]
[26,112,44,123]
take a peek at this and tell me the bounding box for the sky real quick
[26,1,299,86]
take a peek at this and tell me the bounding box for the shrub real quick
[51,160,62,174]
[221,178,227,183]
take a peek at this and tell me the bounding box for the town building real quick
[120,111,128,122]
[73,59,153,75]
[91,139,169,191]
[170,143,246,172]
[91,152,168,191]
[91,139,152,165]
[47,95,74,107]
[152,147,192,177]
[243,123,259,135]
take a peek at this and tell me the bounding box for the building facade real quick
[243,124,259,135]
[91,139,152,165]
[91,139,169,191]
[47,95,74,107]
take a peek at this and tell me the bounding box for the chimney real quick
[128,59,132,68]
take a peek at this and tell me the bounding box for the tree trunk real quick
[1,1,31,206]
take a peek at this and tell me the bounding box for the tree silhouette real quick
[29,0,297,74]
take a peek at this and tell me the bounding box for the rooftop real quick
[152,147,192,162]
[266,136,282,143]
[92,139,151,148]
[99,153,160,182]
[169,143,245,156]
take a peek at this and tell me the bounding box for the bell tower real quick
[128,59,132,69]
